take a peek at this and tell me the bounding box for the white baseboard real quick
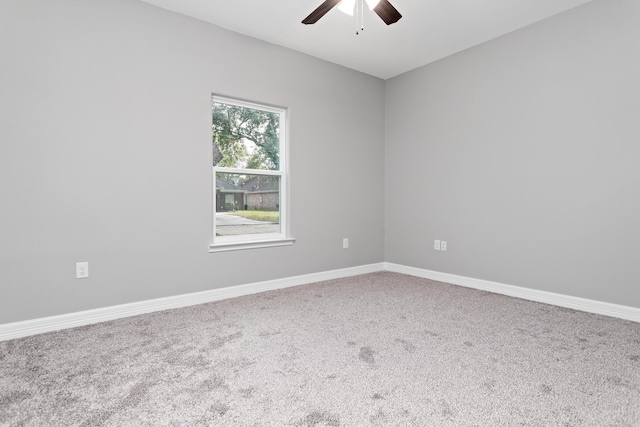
[2,262,638,341]
[0,263,385,341]
[384,262,640,323]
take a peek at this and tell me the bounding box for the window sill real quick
[209,237,296,253]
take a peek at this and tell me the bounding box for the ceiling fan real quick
[302,0,402,28]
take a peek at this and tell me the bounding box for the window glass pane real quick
[215,173,280,237]
[212,101,280,171]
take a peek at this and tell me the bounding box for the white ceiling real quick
[139,0,595,79]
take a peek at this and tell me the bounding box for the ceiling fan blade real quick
[302,0,342,25]
[373,0,402,25]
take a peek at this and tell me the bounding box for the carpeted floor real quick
[1,272,639,426]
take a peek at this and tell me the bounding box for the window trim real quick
[209,95,294,252]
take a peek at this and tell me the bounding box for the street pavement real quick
[215,212,279,236]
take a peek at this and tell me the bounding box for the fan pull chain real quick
[355,0,360,35]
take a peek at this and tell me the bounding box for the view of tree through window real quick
[212,102,279,170]
[212,97,286,241]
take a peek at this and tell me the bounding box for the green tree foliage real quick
[212,102,280,171]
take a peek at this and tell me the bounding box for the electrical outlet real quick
[343,238,349,249]
[440,241,447,251]
[76,262,89,279]
[434,240,441,251]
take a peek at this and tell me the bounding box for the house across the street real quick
[216,176,279,212]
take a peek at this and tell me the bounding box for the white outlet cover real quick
[441,241,447,251]
[76,262,89,279]
[434,240,441,250]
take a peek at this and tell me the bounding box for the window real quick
[210,96,293,251]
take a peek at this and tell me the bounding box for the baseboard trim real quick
[384,262,640,323]
[0,263,385,341]
[3,262,638,341]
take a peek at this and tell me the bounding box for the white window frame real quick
[209,95,294,252]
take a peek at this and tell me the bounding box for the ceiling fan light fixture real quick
[338,0,380,15]
[301,0,401,27]
[338,0,356,15]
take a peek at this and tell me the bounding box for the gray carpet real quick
[1,272,639,426]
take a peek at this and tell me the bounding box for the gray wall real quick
[0,0,385,323]
[385,0,640,308]
[2,0,638,325]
